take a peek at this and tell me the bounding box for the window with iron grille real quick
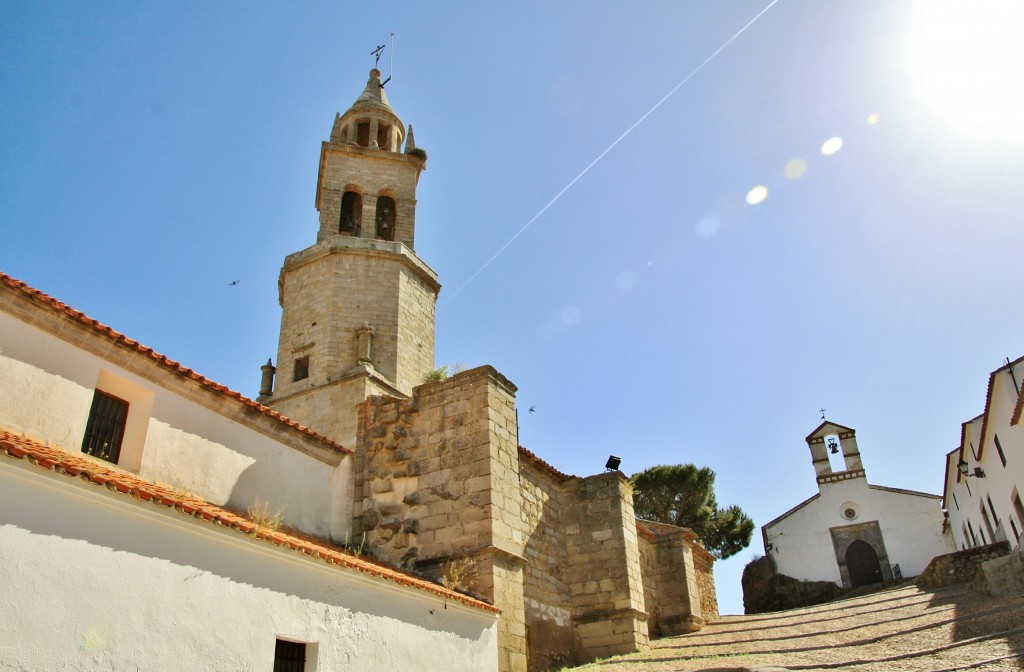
[273,639,306,672]
[81,390,129,464]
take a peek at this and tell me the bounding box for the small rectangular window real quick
[274,639,306,672]
[987,495,1000,526]
[81,390,129,464]
[293,356,309,382]
[995,434,1007,467]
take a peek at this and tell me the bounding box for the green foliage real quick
[630,463,754,560]
[422,362,464,383]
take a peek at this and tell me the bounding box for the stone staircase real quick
[570,583,1024,671]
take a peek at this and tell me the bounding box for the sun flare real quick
[904,1,1024,142]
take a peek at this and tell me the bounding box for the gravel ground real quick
[565,583,1024,672]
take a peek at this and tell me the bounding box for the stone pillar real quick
[566,472,649,662]
[258,358,275,398]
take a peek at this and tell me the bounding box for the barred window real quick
[81,390,129,464]
[273,639,306,672]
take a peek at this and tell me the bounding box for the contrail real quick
[441,0,780,308]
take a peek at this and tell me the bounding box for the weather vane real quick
[819,408,827,420]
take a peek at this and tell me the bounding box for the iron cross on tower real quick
[370,34,394,87]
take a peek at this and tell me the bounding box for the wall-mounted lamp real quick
[957,458,986,478]
[605,455,621,472]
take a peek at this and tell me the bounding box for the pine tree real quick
[631,464,754,560]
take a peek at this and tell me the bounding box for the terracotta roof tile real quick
[0,428,498,615]
[517,444,575,482]
[0,272,347,455]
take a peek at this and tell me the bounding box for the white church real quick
[762,421,953,587]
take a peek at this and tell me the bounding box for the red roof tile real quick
[518,444,575,482]
[0,272,347,455]
[0,428,498,614]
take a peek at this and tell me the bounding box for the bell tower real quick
[806,420,866,488]
[261,69,440,447]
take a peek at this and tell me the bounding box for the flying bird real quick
[228,280,240,286]
[528,406,536,414]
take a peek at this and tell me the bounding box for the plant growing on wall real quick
[422,362,464,383]
[439,557,477,594]
[631,464,754,560]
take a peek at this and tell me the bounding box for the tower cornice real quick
[278,236,440,306]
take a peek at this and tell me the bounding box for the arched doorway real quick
[846,540,882,586]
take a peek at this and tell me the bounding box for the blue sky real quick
[3,1,1022,615]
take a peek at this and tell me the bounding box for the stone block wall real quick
[917,542,1011,588]
[565,472,649,662]
[273,240,438,402]
[349,364,715,671]
[520,456,574,671]
[354,366,528,672]
[316,143,423,250]
[693,546,719,621]
[635,521,709,636]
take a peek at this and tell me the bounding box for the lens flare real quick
[821,137,843,156]
[784,158,807,180]
[696,215,722,238]
[746,185,769,205]
[866,113,881,125]
[614,271,637,290]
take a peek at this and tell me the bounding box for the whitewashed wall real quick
[0,462,498,672]
[0,310,351,541]
[945,363,1024,551]
[765,478,951,583]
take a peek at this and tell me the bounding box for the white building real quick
[762,421,953,588]
[0,271,499,671]
[943,355,1024,551]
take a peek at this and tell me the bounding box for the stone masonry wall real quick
[693,547,719,621]
[354,366,528,672]
[519,458,575,671]
[274,241,437,404]
[316,144,422,250]
[350,365,715,671]
[635,521,708,636]
[917,542,1012,589]
[636,526,662,637]
[565,472,649,662]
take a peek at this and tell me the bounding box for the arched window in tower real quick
[375,196,396,241]
[339,191,362,236]
[356,121,370,147]
[376,123,390,151]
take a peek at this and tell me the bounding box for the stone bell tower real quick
[260,69,440,447]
